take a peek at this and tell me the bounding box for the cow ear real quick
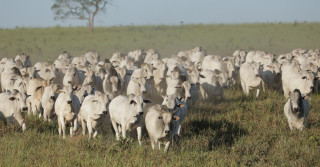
[130,100,137,105]
[143,99,151,103]
[9,97,16,101]
[173,116,180,121]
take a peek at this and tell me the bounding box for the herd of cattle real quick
[0,47,318,151]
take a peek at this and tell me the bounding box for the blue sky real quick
[0,0,319,28]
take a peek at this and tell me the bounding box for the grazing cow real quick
[284,89,310,131]
[78,93,109,139]
[145,104,179,152]
[0,90,28,132]
[54,86,81,139]
[41,84,59,122]
[240,62,264,97]
[108,94,151,145]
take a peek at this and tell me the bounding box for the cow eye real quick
[158,116,163,119]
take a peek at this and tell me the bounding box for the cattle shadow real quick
[184,119,247,151]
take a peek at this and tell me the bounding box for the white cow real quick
[284,89,310,131]
[78,93,109,139]
[145,104,179,152]
[281,62,314,98]
[199,70,224,100]
[108,94,151,145]
[54,86,81,139]
[240,62,264,97]
[0,90,28,132]
[41,84,59,122]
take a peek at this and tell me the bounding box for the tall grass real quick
[1,88,320,166]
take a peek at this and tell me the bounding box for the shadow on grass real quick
[184,119,247,151]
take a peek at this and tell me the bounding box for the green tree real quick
[51,0,112,33]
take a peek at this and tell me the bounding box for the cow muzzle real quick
[50,96,56,100]
[103,111,108,114]
[165,130,170,134]
[67,100,72,104]
[138,112,144,115]
[22,107,28,111]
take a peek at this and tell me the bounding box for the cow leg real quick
[245,86,250,95]
[121,123,126,139]
[137,125,142,146]
[60,117,66,139]
[164,141,171,152]
[87,119,93,139]
[149,136,156,150]
[288,122,293,131]
[43,108,48,121]
[111,120,120,140]
[241,80,246,94]
[81,118,86,136]
[58,116,62,136]
[199,86,205,100]
[256,88,260,98]
[70,124,74,137]
[22,123,26,133]
[176,124,182,136]
[73,118,78,133]
[93,130,98,138]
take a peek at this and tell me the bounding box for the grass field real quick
[1,23,320,166]
[0,23,320,62]
[1,88,320,166]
